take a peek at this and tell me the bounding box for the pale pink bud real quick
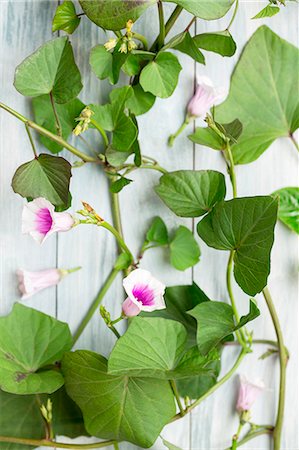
[17,268,62,299]
[187,76,225,118]
[122,268,166,317]
[22,198,74,244]
[236,375,265,413]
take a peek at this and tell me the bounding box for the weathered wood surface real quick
[0,0,298,449]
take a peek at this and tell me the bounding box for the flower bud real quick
[104,38,117,51]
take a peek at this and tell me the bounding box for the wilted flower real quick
[104,38,117,51]
[236,375,265,413]
[17,267,80,299]
[22,197,74,244]
[122,268,166,317]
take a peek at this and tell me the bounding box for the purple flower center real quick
[132,284,155,306]
[35,208,53,235]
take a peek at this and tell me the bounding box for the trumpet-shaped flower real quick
[122,268,166,317]
[236,375,265,413]
[22,197,74,244]
[187,76,225,118]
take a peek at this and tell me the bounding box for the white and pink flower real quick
[22,197,74,244]
[122,268,166,317]
[236,375,265,413]
[187,76,225,118]
[17,268,62,299]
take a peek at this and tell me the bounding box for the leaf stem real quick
[72,267,120,345]
[100,221,133,261]
[227,250,246,346]
[168,117,190,147]
[49,92,62,137]
[262,287,287,450]
[0,437,116,449]
[132,32,148,50]
[150,5,183,51]
[90,118,109,147]
[25,122,38,158]
[227,0,239,30]
[226,140,237,198]
[0,102,98,163]
[289,133,299,153]
[225,428,273,449]
[157,1,166,49]
[170,380,185,416]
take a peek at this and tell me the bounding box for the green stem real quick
[25,122,38,158]
[49,92,62,137]
[225,428,273,449]
[0,102,97,163]
[157,1,165,49]
[168,117,190,147]
[289,133,299,153]
[226,141,237,198]
[263,287,287,450]
[72,267,120,345]
[150,5,183,51]
[107,323,121,339]
[132,32,148,50]
[100,221,133,261]
[113,443,120,450]
[170,380,185,416]
[90,118,109,147]
[231,421,244,450]
[0,437,116,449]
[227,0,239,30]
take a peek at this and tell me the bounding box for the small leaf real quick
[140,52,182,98]
[162,438,183,450]
[273,187,299,234]
[193,30,236,57]
[252,4,280,19]
[220,119,243,142]
[155,170,226,217]
[12,154,72,207]
[14,36,82,104]
[62,350,175,447]
[189,300,260,355]
[197,196,278,295]
[122,53,155,76]
[174,31,205,64]
[170,226,200,271]
[163,0,235,20]
[189,127,224,150]
[52,1,81,34]
[110,176,132,193]
[126,84,156,116]
[146,216,169,246]
[0,304,72,394]
[106,147,131,167]
[90,45,113,82]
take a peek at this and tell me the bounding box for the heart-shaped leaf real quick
[52,1,81,34]
[0,304,72,394]
[171,32,205,64]
[89,45,113,81]
[273,187,299,234]
[155,170,226,217]
[14,36,82,104]
[216,26,299,164]
[126,84,156,116]
[170,226,201,271]
[12,154,72,207]
[176,358,220,399]
[146,216,169,246]
[164,0,234,20]
[62,350,175,447]
[197,196,278,295]
[193,30,236,57]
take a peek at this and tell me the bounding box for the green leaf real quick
[14,36,82,104]
[164,0,235,20]
[108,317,217,379]
[106,146,131,167]
[112,113,138,151]
[216,26,299,164]
[141,283,210,348]
[126,84,156,116]
[176,359,220,399]
[0,387,88,450]
[140,52,182,98]
[79,0,157,30]
[193,30,236,57]
[52,1,81,34]
[252,4,280,19]
[189,300,260,355]
[110,176,132,193]
[174,31,205,64]
[162,438,183,450]
[62,350,175,447]
[170,226,201,271]
[90,45,113,81]
[12,154,72,207]
[122,53,155,76]
[146,216,169,246]
[273,187,299,234]
[189,127,224,150]
[197,196,278,295]
[0,304,72,395]
[155,170,226,217]
[220,119,243,143]
[32,95,85,153]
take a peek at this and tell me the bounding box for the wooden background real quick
[0,1,298,449]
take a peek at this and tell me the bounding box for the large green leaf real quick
[176,359,220,399]
[197,196,278,295]
[155,170,226,217]
[140,52,182,98]
[0,304,72,395]
[52,1,81,34]
[216,26,299,164]
[273,187,299,234]
[189,300,260,354]
[32,95,85,153]
[170,226,201,271]
[141,283,210,348]
[126,84,156,116]
[14,36,82,104]
[12,154,72,207]
[173,32,205,64]
[193,30,236,57]
[164,0,234,20]
[0,387,87,450]
[62,350,175,447]
[79,0,157,30]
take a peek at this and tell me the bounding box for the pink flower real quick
[187,76,225,118]
[122,268,166,317]
[22,198,74,244]
[236,375,265,413]
[17,268,62,299]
